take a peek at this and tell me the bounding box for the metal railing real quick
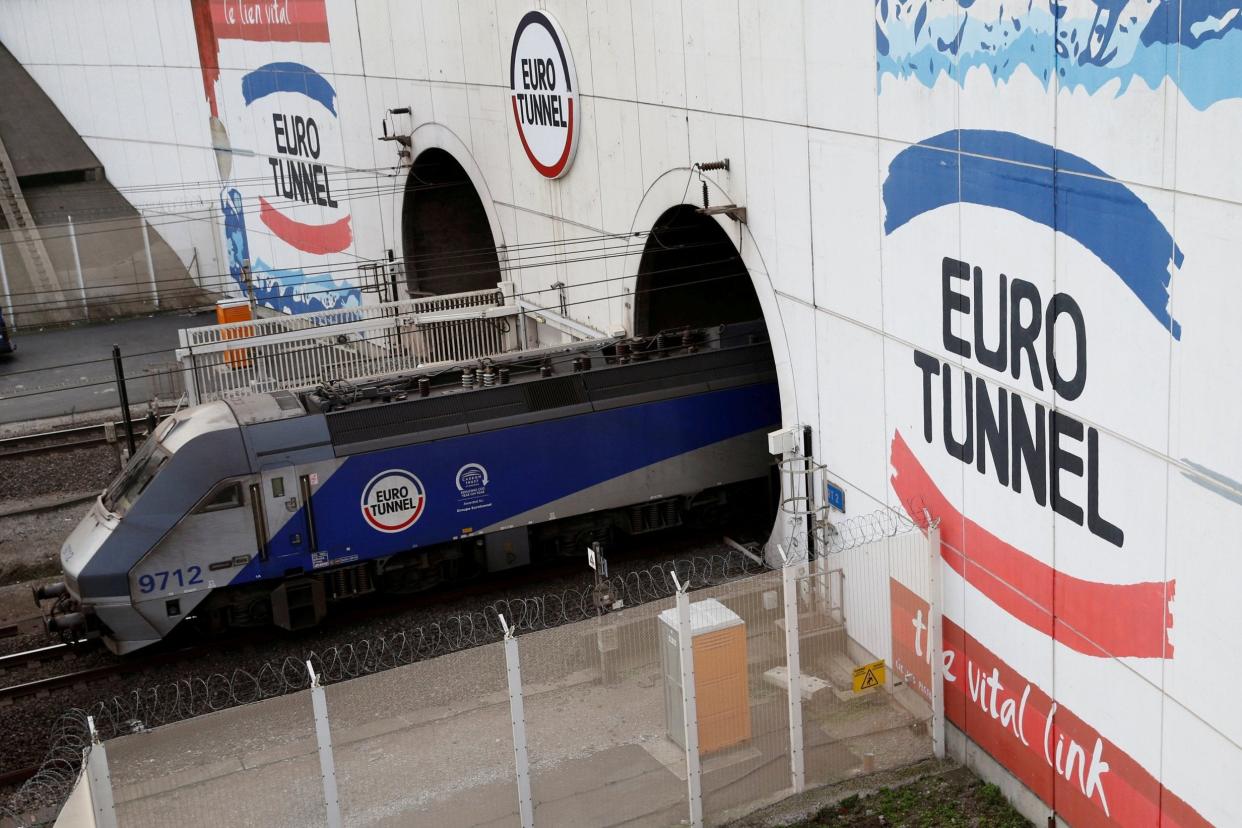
[176,283,606,405]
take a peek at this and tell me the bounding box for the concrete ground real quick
[94,582,934,828]
[0,310,212,424]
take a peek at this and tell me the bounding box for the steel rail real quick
[0,407,177,459]
[0,643,73,670]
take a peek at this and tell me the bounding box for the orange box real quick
[216,298,253,369]
[659,598,751,755]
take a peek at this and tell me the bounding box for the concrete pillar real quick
[68,214,88,319]
[140,216,159,309]
[0,241,14,331]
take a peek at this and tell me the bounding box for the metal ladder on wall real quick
[0,130,68,322]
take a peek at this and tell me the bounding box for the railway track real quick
[0,555,607,706]
[0,616,46,640]
[0,529,750,706]
[0,642,75,670]
[0,420,153,460]
[0,643,109,706]
[0,532,764,817]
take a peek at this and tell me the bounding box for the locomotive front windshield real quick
[102,435,170,516]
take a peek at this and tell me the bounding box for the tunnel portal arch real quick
[632,205,764,336]
[401,148,501,295]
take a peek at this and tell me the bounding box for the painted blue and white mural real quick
[877,0,1242,109]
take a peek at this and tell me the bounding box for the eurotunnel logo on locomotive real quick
[360,470,427,534]
[509,11,579,179]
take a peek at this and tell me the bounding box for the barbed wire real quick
[768,500,926,564]
[0,548,763,823]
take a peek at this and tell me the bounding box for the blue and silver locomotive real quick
[39,324,779,654]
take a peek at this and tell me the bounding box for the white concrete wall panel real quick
[807,132,881,329]
[584,0,636,103]
[8,1,1242,824]
[814,312,889,514]
[586,96,641,233]
[804,0,876,137]
[630,0,686,109]
[682,0,742,116]
[742,119,811,305]
[738,0,805,125]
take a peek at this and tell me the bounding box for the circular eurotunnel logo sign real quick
[509,10,579,179]
[360,470,426,533]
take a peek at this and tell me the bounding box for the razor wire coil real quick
[0,547,768,823]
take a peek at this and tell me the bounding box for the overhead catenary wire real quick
[6,153,469,207]
[0,226,736,380]
[0,238,696,314]
[3,155,712,255]
[1,175,475,250]
[0,216,726,314]
[0,188,714,303]
[7,152,556,233]
[0,227,661,303]
[0,265,754,403]
[0,257,750,384]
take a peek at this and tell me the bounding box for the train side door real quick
[256,467,313,570]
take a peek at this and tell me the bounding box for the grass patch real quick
[788,771,1031,827]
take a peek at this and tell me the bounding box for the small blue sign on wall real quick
[826,481,845,513]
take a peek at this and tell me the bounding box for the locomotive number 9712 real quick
[137,567,205,594]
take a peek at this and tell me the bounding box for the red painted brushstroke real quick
[511,96,575,178]
[190,0,220,117]
[939,616,1209,828]
[191,0,330,117]
[208,0,330,43]
[259,197,352,255]
[889,430,1174,659]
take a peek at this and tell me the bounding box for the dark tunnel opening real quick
[402,148,501,295]
[632,204,778,542]
[632,205,765,337]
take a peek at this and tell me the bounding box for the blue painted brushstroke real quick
[882,130,1182,339]
[219,189,360,315]
[249,258,361,315]
[876,0,1242,110]
[241,62,337,115]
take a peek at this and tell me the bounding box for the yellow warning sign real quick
[852,659,886,693]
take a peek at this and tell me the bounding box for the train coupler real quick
[32,581,68,604]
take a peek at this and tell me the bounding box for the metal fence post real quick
[500,615,534,828]
[307,661,343,828]
[85,716,117,828]
[68,214,88,319]
[927,522,945,759]
[672,573,703,828]
[782,558,806,793]
[140,216,159,309]
[177,327,201,407]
